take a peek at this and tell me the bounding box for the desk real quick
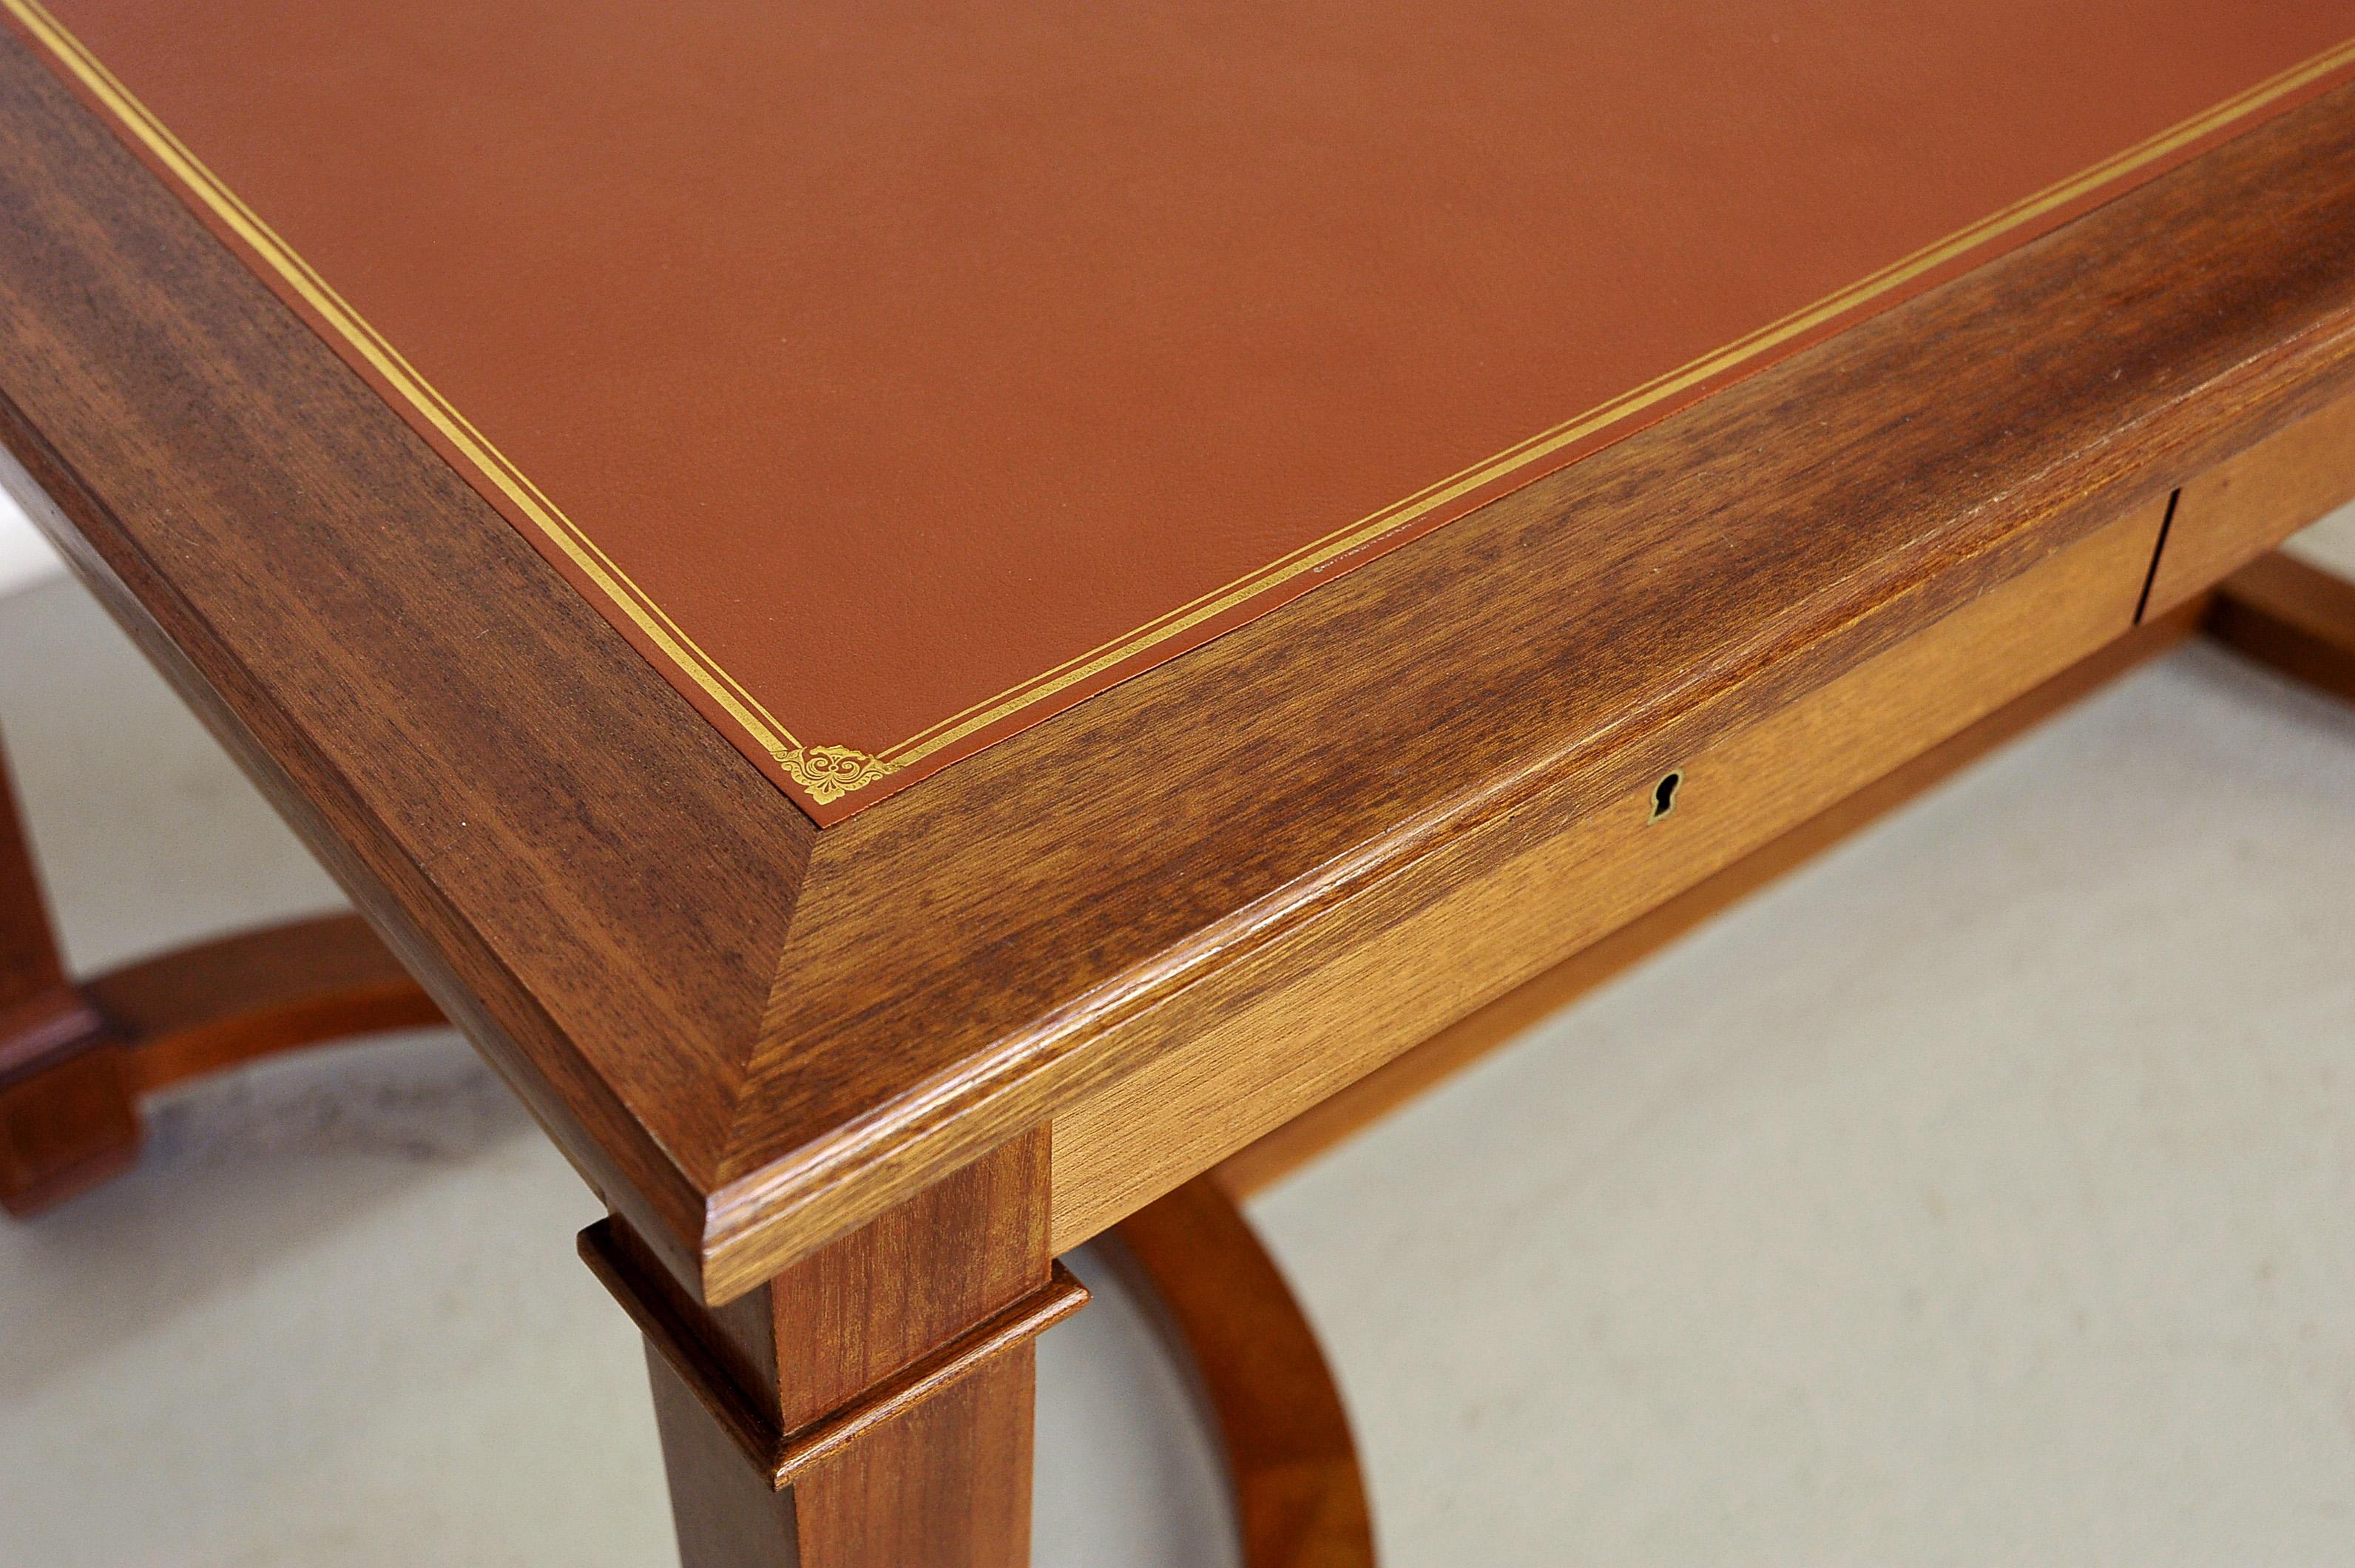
[2,5,2354,1563]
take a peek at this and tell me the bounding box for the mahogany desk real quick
[4,6,2355,1564]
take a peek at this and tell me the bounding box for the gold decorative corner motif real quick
[772,743,900,804]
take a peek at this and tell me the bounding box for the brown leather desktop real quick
[8,2,2355,1560]
[8,0,2352,820]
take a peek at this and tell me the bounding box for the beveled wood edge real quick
[0,18,796,1290]
[703,499,2198,1292]
[10,27,2355,1305]
[0,436,714,1278]
[703,401,2355,1288]
[2206,548,2355,703]
[581,1215,1087,1489]
[697,84,2355,1299]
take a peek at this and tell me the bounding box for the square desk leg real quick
[583,1126,1084,1568]
[0,735,138,1211]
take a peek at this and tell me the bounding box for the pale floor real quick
[0,510,2348,1567]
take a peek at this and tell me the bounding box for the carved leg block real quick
[589,1127,1084,1568]
[0,1035,138,1216]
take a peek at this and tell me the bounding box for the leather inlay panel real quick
[7,0,2352,820]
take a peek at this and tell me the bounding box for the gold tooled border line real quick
[8,0,2352,805]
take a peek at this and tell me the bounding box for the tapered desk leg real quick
[0,736,135,1211]
[584,1126,1087,1568]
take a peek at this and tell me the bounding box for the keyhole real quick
[1649,770,1682,822]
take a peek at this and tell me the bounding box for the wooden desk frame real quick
[4,26,2355,1562]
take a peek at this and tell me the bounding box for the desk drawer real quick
[1050,496,2169,1248]
[2146,391,2355,618]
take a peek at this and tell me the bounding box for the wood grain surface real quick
[1049,498,2169,1244]
[5,23,2355,1297]
[0,27,808,1281]
[87,913,442,1090]
[2149,390,2355,615]
[1214,596,2209,1198]
[1108,1178,1376,1568]
[598,1129,1057,1567]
